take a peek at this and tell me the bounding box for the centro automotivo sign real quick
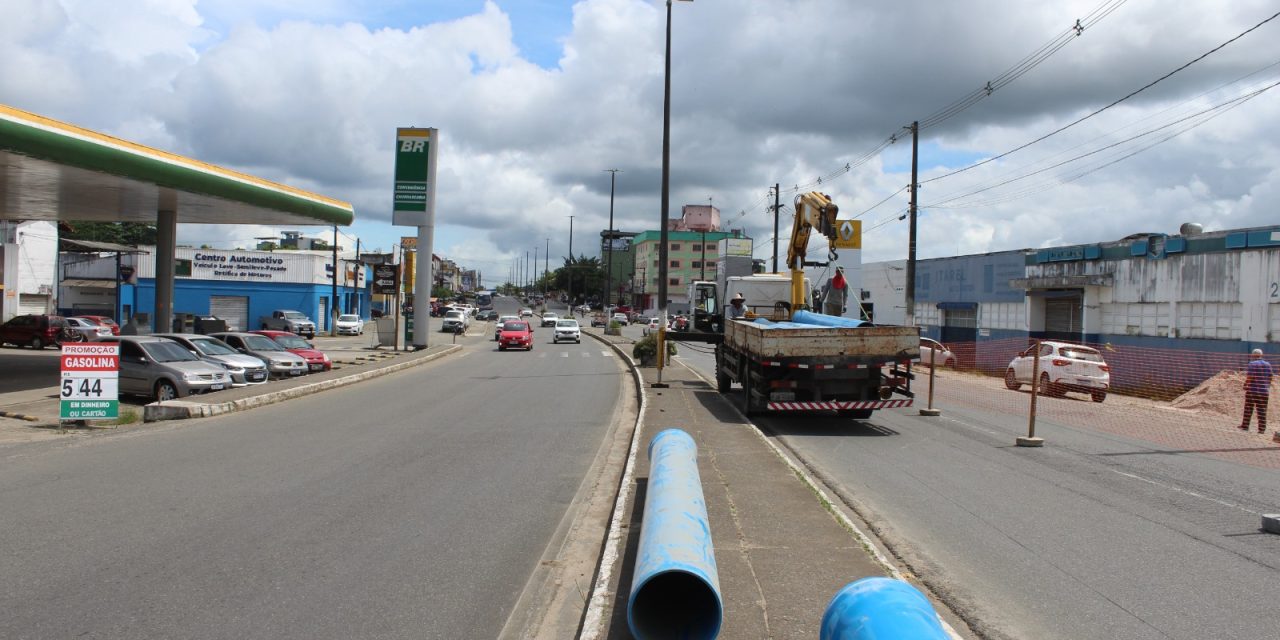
[60,343,119,420]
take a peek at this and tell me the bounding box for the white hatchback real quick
[553,319,581,343]
[1004,341,1111,402]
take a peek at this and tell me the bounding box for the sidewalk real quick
[0,344,456,445]
[588,331,964,639]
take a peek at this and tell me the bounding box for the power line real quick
[923,8,1280,185]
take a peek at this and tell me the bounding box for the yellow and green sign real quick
[392,128,436,226]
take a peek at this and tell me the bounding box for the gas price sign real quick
[60,343,120,420]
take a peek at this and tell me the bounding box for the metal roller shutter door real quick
[18,294,49,315]
[1045,297,1082,335]
[209,296,249,331]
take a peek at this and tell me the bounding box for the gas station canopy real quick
[0,103,353,226]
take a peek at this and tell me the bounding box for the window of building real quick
[705,260,715,270]
[670,260,681,268]
[669,277,681,286]
[692,244,701,251]
[653,260,659,268]
[671,243,681,251]
[692,261,702,269]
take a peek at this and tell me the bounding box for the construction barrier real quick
[627,428,722,640]
[820,577,948,640]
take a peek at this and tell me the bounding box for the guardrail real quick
[627,428,722,640]
[821,577,948,640]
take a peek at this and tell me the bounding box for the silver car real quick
[153,333,270,386]
[208,332,308,379]
[103,336,231,401]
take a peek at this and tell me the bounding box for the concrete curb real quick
[143,345,462,422]
[0,410,40,422]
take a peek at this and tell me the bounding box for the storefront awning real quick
[63,279,116,288]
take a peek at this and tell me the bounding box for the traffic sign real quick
[60,343,119,420]
[374,264,400,294]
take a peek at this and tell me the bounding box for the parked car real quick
[541,312,559,327]
[498,320,534,351]
[1004,341,1111,402]
[553,319,581,344]
[494,315,519,341]
[591,314,607,328]
[643,317,661,336]
[64,316,115,341]
[101,336,231,401]
[334,314,364,336]
[208,332,308,379]
[77,315,120,335]
[153,333,270,386]
[918,338,956,368]
[0,314,68,349]
[441,310,470,333]
[611,313,629,326]
[251,330,332,372]
[258,309,317,338]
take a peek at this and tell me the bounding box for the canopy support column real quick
[154,209,176,332]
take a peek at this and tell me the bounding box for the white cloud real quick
[4,0,1280,275]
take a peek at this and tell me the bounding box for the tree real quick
[554,254,605,304]
[61,221,157,246]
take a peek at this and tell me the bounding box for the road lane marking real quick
[561,352,569,358]
[1112,470,1258,515]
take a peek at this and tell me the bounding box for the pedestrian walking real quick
[1239,348,1273,435]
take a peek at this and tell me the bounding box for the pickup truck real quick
[258,310,317,338]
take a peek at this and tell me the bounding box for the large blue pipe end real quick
[628,428,723,640]
[820,577,948,640]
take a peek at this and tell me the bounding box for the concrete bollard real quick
[627,428,722,640]
[821,577,948,640]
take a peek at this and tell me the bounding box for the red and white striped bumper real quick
[766,399,914,411]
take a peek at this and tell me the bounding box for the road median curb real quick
[143,345,462,423]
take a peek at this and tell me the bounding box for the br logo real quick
[400,139,427,152]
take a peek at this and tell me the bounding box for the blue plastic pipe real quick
[627,429,723,640]
[792,310,866,328]
[821,577,948,640]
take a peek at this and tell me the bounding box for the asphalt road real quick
[673,345,1280,640]
[0,297,626,639]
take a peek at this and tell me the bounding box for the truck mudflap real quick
[766,399,913,411]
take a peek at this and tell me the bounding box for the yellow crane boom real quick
[786,191,841,312]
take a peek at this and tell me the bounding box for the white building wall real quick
[16,221,57,296]
[861,260,906,326]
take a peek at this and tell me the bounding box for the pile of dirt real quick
[1169,370,1278,417]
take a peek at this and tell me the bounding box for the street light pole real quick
[656,0,692,388]
[567,215,574,307]
[604,168,620,310]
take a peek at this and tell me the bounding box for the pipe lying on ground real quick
[627,428,722,640]
[821,577,948,640]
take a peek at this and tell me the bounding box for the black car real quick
[476,310,499,321]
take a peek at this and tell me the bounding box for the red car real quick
[77,315,121,335]
[250,330,332,372]
[0,314,68,349]
[497,320,534,351]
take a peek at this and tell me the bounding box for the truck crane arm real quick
[786,191,841,312]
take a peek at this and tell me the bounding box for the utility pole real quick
[525,250,530,297]
[330,225,338,336]
[772,183,781,273]
[604,168,620,310]
[905,121,919,328]
[544,237,549,299]
[567,215,575,306]
[701,196,711,281]
[353,236,361,315]
[534,245,539,300]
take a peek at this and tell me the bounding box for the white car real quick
[553,319,581,343]
[519,308,534,318]
[541,312,559,327]
[643,318,661,336]
[335,314,364,335]
[917,338,955,367]
[441,310,470,333]
[1004,341,1110,402]
[611,313,629,326]
[494,315,519,341]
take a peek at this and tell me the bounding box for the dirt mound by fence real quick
[1170,370,1278,417]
